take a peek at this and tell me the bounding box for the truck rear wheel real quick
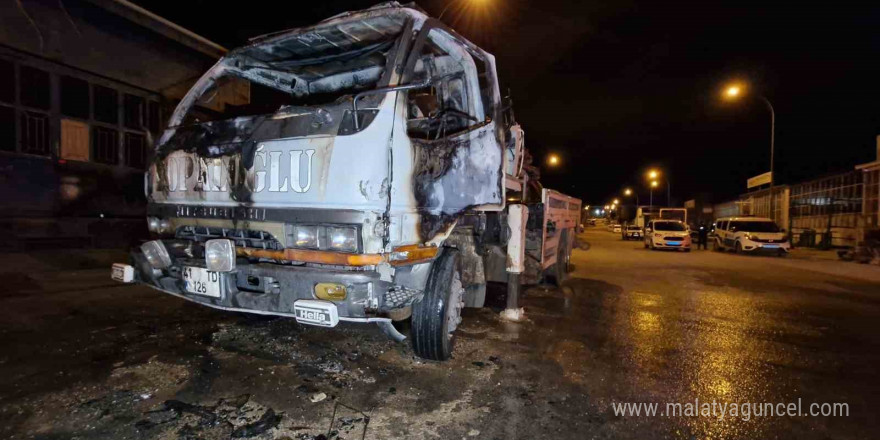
[544,229,571,286]
[411,249,463,361]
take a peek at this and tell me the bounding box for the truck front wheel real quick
[411,249,463,361]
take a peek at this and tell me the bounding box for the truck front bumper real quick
[121,244,401,325]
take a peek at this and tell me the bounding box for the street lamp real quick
[438,0,489,20]
[646,169,670,206]
[624,187,639,206]
[547,154,560,167]
[722,83,776,187]
[612,199,619,205]
[649,180,658,207]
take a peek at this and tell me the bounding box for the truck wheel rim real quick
[446,271,465,335]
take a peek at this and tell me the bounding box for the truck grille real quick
[176,225,283,250]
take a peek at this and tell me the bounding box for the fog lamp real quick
[141,240,172,269]
[314,283,347,301]
[327,226,358,252]
[205,239,236,272]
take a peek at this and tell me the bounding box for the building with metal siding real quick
[0,0,225,247]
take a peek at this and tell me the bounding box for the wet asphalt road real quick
[1,229,879,439]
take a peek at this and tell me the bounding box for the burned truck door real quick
[399,22,503,242]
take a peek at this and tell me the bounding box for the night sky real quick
[137,0,880,206]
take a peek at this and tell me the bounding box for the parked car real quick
[713,216,789,256]
[622,225,642,240]
[612,224,622,233]
[589,219,597,226]
[644,220,691,251]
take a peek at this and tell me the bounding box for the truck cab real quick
[112,3,580,361]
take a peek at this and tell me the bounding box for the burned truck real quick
[112,2,581,360]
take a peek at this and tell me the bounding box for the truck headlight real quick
[147,217,160,232]
[205,239,236,272]
[293,225,319,248]
[141,240,172,269]
[327,226,358,252]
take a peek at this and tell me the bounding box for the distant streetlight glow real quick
[547,154,560,166]
[651,181,658,188]
[604,205,610,210]
[624,188,632,196]
[648,170,659,180]
[613,199,619,205]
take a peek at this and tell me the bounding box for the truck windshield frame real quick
[157,12,415,157]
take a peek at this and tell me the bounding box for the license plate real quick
[667,241,682,245]
[764,244,779,248]
[182,266,222,298]
[111,263,134,283]
[294,300,339,327]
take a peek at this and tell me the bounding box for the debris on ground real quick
[310,392,328,403]
[134,394,282,438]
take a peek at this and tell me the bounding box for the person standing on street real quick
[697,223,709,250]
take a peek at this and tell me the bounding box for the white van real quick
[713,217,790,255]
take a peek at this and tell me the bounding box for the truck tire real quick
[544,229,570,286]
[411,249,463,361]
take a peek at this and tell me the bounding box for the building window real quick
[61,76,90,119]
[19,66,50,110]
[125,132,145,168]
[0,59,13,104]
[0,105,14,151]
[92,126,118,164]
[124,94,144,129]
[93,85,118,124]
[20,111,50,155]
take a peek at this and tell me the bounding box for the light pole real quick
[647,169,670,206]
[649,181,658,207]
[724,84,776,187]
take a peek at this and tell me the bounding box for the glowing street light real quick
[646,169,670,206]
[721,81,776,189]
[612,199,619,205]
[547,154,560,167]
[438,0,490,19]
[624,187,639,205]
[725,85,741,98]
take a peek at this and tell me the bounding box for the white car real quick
[622,225,642,240]
[611,224,622,233]
[713,216,790,255]
[645,220,691,251]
